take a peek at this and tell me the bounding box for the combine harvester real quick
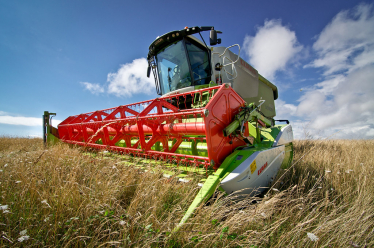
[43,26,293,227]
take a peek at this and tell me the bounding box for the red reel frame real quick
[58,84,247,169]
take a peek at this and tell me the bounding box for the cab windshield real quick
[155,38,211,95]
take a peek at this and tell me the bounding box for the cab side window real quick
[185,40,211,85]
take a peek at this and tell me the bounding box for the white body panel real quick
[272,124,293,147]
[220,146,285,195]
[163,86,195,97]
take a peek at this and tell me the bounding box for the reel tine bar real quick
[58,84,247,169]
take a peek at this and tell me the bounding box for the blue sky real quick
[1,0,373,139]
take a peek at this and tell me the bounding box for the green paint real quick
[175,147,259,231]
[192,82,218,108]
[115,138,209,157]
[222,102,273,144]
[175,123,292,230]
[46,133,60,144]
[247,122,257,139]
[282,142,293,169]
[193,81,218,90]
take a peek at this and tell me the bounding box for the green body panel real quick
[223,120,241,137]
[193,81,218,90]
[175,123,291,231]
[282,142,294,169]
[259,74,278,99]
[175,149,242,230]
[247,122,258,139]
[222,102,273,140]
[192,82,219,108]
[47,133,60,144]
[115,139,208,157]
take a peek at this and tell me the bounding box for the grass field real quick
[0,137,373,247]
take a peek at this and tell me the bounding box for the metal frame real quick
[58,84,247,169]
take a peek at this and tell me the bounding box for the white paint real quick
[273,124,293,146]
[220,146,285,195]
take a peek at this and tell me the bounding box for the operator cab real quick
[148,26,279,117]
[147,26,221,97]
[156,37,211,94]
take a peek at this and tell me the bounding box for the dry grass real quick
[0,137,373,247]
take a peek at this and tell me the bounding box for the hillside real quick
[0,137,373,247]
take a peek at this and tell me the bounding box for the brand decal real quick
[258,162,268,175]
[239,59,258,77]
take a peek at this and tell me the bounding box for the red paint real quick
[258,162,268,175]
[58,84,247,169]
[240,59,258,77]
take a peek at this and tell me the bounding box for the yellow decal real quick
[250,160,257,174]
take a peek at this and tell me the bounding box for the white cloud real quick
[81,58,156,98]
[0,112,61,127]
[107,58,155,97]
[281,66,374,139]
[293,121,374,140]
[296,90,327,117]
[290,66,374,139]
[313,75,345,95]
[283,3,374,139]
[305,3,374,75]
[81,82,104,95]
[243,19,303,80]
[275,99,297,120]
[0,115,42,126]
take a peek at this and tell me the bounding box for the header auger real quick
[43,26,294,229]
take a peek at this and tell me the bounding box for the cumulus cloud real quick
[291,119,374,140]
[243,19,303,80]
[81,58,155,98]
[295,90,327,117]
[308,65,374,130]
[278,67,374,139]
[0,112,61,127]
[282,3,374,139]
[0,116,42,126]
[275,99,297,120]
[81,82,104,95]
[305,3,374,75]
[313,75,345,95]
[107,58,155,97]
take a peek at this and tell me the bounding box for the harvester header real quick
[56,84,249,169]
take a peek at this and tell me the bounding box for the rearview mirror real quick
[210,30,217,45]
[210,30,222,46]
